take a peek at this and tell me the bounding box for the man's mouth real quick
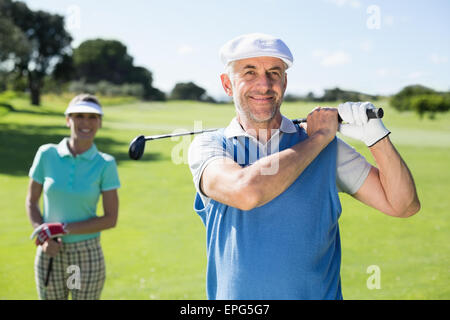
[249,96,274,102]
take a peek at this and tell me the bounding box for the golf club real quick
[129,107,383,160]
[42,238,59,299]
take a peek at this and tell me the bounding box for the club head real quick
[129,135,146,160]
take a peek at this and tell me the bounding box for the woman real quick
[26,94,120,300]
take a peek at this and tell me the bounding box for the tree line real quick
[0,0,448,119]
[0,0,213,105]
[390,85,450,119]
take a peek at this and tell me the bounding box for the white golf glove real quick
[338,102,390,147]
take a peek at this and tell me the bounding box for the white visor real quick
[65,101,103,116]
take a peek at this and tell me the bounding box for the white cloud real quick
[360,40,373,52]
[312,50,352,67]
[376,68,402,78]
[430,53,448,64]
[322,51,351,67]
[312,49,327,58]
[326,0,361,8]
[376,68,391,77]
[408,71,425,80]
[383,15,395,27]
[177,45,194,55]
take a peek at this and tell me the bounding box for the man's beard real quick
[233,90,283,124]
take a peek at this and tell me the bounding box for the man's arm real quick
[337,102,420,218]
[201,108,338,210]
[352,136,420,217]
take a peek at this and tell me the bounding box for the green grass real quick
[0,95,449,299]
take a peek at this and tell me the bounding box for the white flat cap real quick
[219,33,293,68]
[65,101,103,116]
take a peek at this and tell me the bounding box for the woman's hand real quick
[41,238,62,257]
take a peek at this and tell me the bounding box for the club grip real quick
[338,107,383,122]
[367,107,384,119]
[292,107,383,124]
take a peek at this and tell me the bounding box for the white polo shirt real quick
[188,115,371,206]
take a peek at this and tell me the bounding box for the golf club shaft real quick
[142,108,383,141]
[293,107,383,124]
[144,128,218,141]
[44,238,60,288]
[45,258,53,287]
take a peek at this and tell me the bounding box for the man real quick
[188,33,420,300]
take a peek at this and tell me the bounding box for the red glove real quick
[30,223,68,246]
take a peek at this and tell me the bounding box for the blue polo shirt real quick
[188,117,355,300]
[29,138,121,243]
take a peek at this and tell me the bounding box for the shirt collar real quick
[224,114,297,139]
[57,137,98,160]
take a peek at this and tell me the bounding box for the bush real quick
[68,80,145,98]
[170,82,208,101]
[318,87,377,102]
[390,85,436,112]
[409,94,450,119]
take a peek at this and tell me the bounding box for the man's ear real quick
[65,116,70,128]
[220,73,233,97]
[283,73,288,92]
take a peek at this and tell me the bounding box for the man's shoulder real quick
[191,128,226,148]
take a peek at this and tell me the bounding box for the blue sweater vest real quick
[194,125,342,299]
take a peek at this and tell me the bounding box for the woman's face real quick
[66,113,102,143]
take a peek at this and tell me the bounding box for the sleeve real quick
[101,158,121,191]
[28,146,46,185]
[188,132,231,198]
[336,138,372,195]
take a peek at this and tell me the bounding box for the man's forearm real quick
[369,136,420,216]
[244,132,333,208]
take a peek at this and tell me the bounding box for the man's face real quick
[221,56,287,124]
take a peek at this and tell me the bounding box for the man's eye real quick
[245,71,255,75]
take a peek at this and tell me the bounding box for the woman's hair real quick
[68,94,102,107]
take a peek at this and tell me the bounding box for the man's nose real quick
[255,73,272,90]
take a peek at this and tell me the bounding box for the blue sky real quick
[24,0,450,99]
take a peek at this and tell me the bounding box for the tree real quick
[0,15,31,63]
[170,82,208,101]
[127,66,159,100]
[306,91,315,101]
[390,85,450,119]
[390,84,436,112]
[0,0,72,105]
[0,1,31,91]
[319,87,376,102]
[72,39,165,100]
[52,53,75,82]
[73,39,133,84]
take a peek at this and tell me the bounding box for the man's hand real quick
[338,102,390,147]
[31,223,68,246]
[306,107,339,145]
